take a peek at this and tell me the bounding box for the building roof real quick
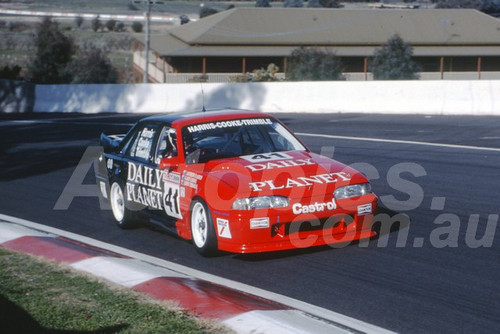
[141,8,500,57]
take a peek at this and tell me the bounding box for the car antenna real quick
[201,83,206,112]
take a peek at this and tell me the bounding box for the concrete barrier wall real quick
[19,80,500,115]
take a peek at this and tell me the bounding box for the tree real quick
[229,63,282,82]
[369,34,420,80]
[481,0,500,14]
[131,21,143,33]
[435,0,482,10]
[0,65,23,80]
[200,6,219,18]
[284,0,304,7]
[91,16,102,32]
[75,16,84,29]
[286,47,344,81]
[115,21,125,32]
[255,0,272,7]
[319,0,343,8]
[70,45,118,84]
[436,0,500,14]
[27,17,75,84]
[307,0,322,8]
[105,19,116,32]
[179,14,190,25]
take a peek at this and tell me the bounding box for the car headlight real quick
[232,196,289,210]
[334,183,372,199]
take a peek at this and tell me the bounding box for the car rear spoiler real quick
[100,133,125,153]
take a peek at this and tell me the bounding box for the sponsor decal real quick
[141,128,155,138]
[245,158,315,171]
[126,181,163,210]
[127,162,164,190]
[135,127,156,160]
[126,162,182,218]
[163,171,180,184]
[357,203,372,215]
[249,172,351,192]
[181,170,202,190]
[106,158,113,170]
[250,217,270,229]
[241,152,292,163]
[292,199,337,215]
[186,118,272,133]
[217,218,232,238]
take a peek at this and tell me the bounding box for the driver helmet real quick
[168,128,177,151]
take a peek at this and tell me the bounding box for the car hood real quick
[203,151,368,200]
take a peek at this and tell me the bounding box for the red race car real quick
[96,109,377,255]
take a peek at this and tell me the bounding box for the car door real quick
[153,125,183,220]
[122,122,165,214]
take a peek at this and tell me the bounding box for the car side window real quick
[126,125,158,163]
[154,126,177,164]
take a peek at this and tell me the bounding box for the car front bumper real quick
[212,194,378,254]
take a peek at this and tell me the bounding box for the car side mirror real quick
[159,156,181,170]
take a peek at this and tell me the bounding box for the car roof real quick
[140,108,273,126]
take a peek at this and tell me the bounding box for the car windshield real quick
[181,117,307,164]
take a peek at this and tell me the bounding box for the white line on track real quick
[296,132,500,153]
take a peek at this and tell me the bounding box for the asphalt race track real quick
[1,112,499,333]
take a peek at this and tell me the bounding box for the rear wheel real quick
[190,199,218,256]
[110,181,135,228]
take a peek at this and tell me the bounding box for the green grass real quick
[0,247,229,333]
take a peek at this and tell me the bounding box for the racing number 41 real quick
[251,153,287,160]
[252,153,286,160]
[242,152,292,163]
[164,183,182,219]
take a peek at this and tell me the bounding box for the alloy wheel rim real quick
[192,202,207,247]
[111,183,125,222]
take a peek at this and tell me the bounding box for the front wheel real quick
[190,199,218,256]
[110,181,135,229]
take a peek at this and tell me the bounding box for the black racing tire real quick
[109,180,136,229]
[190,199,218,256]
